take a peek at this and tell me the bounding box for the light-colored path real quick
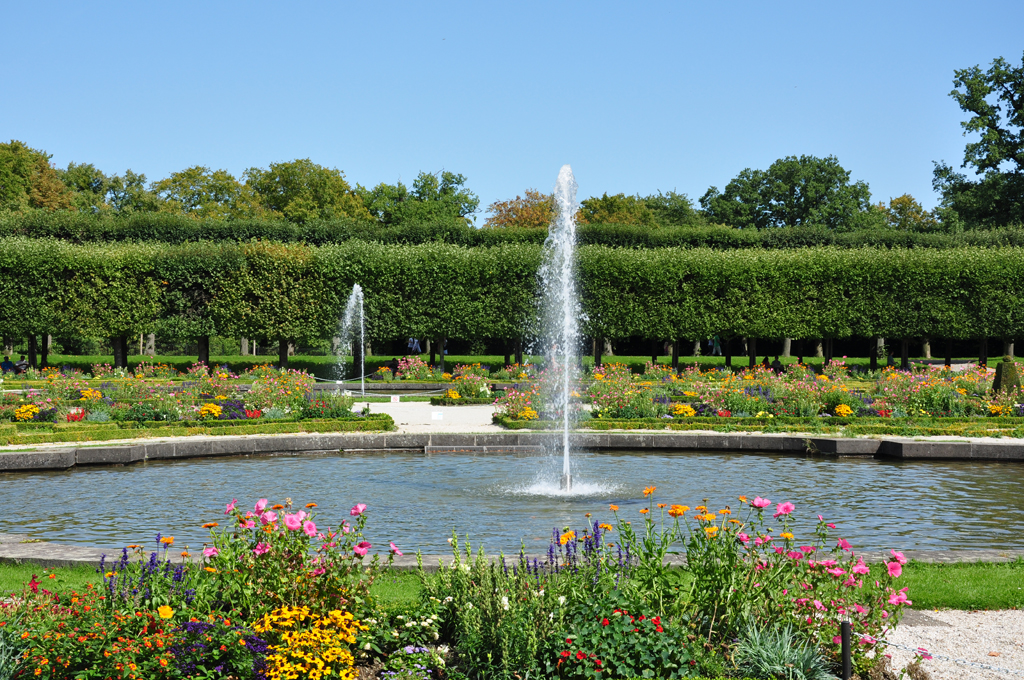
[889,609,1024,679]
[353,401,503,433]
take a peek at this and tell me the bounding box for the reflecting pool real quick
[1,450,1020,554]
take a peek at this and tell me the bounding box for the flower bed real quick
[0,491,912,679]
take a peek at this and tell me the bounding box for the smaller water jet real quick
[336,284,366,396]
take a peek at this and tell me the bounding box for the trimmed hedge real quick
[5,238,1024,346]
[429,397,495,405]
[4,211,1024,249]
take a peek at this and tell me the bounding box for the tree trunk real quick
[692,339,701,357]
[197,336,211,367]
[1004,339,1015,358]
[429,340,436,366]
[900,339,910,370]
[112,335,128,368]
[651,339,658,365]
[28,335,37,369]
[241,337,249,356]
[504,339,511,368]
[40,334,49,369]
[945,338,953,367]
[922,337,931,360]
[145,333,156,357]
[814,340,824,358]
[278,338,289,367]
[439,337,446,374]
[603,339,614,356]
[979,338,988,368]
[671,338,679,371]
[593,337,602,368]
[514,339,523,366]
[870,336,879,372]
[2,337,11,356]
[781,338,792,358]
[724,337,732,368]
[748,337,757,369]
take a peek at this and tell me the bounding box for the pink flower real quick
[353,541,371,556]
[255,498,268,513]
[225,498,237,514]
[260,511,277,525]
[310,567,325,577]
[284,514,302,531]
[852,559,869,575]
[773,502,795,518]
[833,635,842,645]
[890,549,907,565]
[202,547,219,558]
[737,533,749,543]
[350,503,367,516]
[888,590,912,606]
[786,551,804,560]
[253,542,270,555]
[799,546,816,553]
[774,546,784,554]
[827,567,847,577]
[241,519,255,529]
[817,514,824,521]
[887,561,903,578]
[390,541,403,556]
[819,559,837,567]
[837,538,852,551]
[303,520,317,537]
[751,497,771,509]
[828,523,836,529]
[813,600,825,611]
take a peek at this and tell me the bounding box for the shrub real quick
[733,625,835,680]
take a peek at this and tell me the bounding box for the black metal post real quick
[841,620,852,680]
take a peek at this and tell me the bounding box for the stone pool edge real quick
[3,431,1024,472]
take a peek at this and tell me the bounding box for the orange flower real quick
[639,508,649,515]
[609,504,619,512]
[559,530,576,545]
[718,508,731,515]
[272,504,285,510]
[305,503,317,508]
[643,486,656,497]
[159,536,174,546]
[202,522,219,529]
[159,659,168,667]
[668,505,689,517]
[598,523,614,532]
[180,552,190,558]
[657,503,666,509]
[738,496,748,502]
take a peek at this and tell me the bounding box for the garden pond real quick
[1,449,1021,553]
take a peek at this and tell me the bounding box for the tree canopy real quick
[362,171,479,226]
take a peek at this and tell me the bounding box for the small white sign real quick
[344,390,352,397]
[431,411,443,420]
[390,395,400,403]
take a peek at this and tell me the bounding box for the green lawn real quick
[4,559,1021,612]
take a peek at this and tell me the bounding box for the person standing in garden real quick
[0,356,12,373]
[710,335,722,356]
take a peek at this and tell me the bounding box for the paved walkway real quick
[353,401,503,434]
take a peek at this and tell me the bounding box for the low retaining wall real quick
[3,431,1024,472]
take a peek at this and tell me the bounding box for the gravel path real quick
[888,610,1024,679]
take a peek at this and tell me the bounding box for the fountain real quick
[337,284,366,397]
[539,165,582,491]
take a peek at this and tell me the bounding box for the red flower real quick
[561,651,570,659]
[28,575,40,594]
[576,651,586,660]
[601,618,610,626]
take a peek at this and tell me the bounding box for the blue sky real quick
[3,1,1022,216]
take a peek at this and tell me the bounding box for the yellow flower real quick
[159,536,174,545]
[518,406,539,421]
[157,606,174,619]
[834,404,853,418]
[704,526,719,537]
[668,504,689,517]
[559,530,576,545]
[672,403,696,417]
[781,532,794,540]
[643,486,656,497]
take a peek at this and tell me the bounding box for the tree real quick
[880,194,939,231]
[152,166,244,219]
[577,193,654,226]
[484,189,554,229]
[107,170,164,213]
[700,155,872,229]
[58,162,111,213]
[0,141,74,212]
[244,159,371,223]
[933,52,1024,227]
[363,171,479,226]
[642,191,705,226]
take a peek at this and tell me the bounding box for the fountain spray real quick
[339,284,366,396]
[539,165,581,491]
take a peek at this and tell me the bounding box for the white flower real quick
[433,631,440,640]
[549,612,554,620]
[501,596,510,610]
[558,596,566,605]
[364,643,371,650]
[443,596,453,603]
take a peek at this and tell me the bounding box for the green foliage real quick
[733,625,835,680]
[243,158,372,223]
[700,155,872,230]
[993,355,1022,393]
[362,170,480,226]
[578,193,655,226]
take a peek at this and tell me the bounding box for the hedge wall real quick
[1,238,1021,349]
[4,211,1024,249]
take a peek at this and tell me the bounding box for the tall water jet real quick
[337,284,366,396]
[538,165,582,492]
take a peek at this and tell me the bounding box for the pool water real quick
[1,450,1019,554]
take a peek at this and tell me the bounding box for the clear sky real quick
[3,1,1022,217]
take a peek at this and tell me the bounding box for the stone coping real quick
[1,532,1021,571]
[3,431,1024,472]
